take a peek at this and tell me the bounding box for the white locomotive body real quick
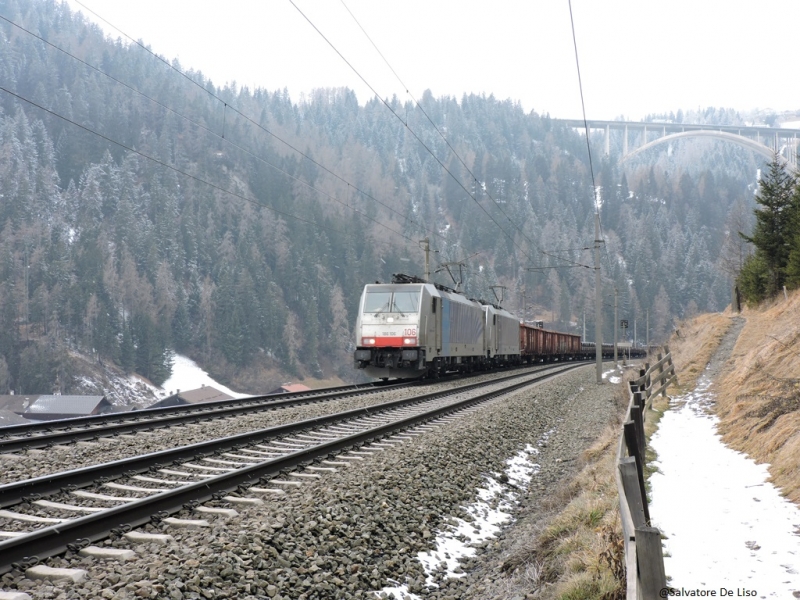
[353,278,486,379]
[483,304,521,362]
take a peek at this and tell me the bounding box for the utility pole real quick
[614,287,618,367]
[646,309,650,353]
[421,238,431,282]
[594,212,603,384]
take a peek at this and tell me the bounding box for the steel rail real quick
[0,362,583,575]
[0,380,414,436]
[0,380,418,453]
[0,364,565,505]
[0,359,594,444]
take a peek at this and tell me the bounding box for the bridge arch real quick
[622,130,780,163]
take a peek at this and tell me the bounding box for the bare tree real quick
[717,197,753,281]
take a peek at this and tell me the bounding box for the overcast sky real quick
[64,0,800,121]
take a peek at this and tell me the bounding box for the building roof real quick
[178,387,235,404]
[147,386,234,409]
[0,395,38,414]
[25,395,110,415]
[268,383,312,395]
[0,410,31,426]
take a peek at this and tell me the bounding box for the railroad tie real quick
[78,546,136,561]
[123,531,174,545]
[132,475,184,485]
[0,590,33,600]
[158,468,213,479]
[247,487,286,495]
[163,517,210,529]
[72,490,129,502]
[104,482,171,493]
[25,565,87,583]
[0,510,64,524]
[268,480,303,487]
[194,506,238,519]
[222,496,264,506]
[306,466,337,473]
[33,500,105,513]
[289,473,320,480]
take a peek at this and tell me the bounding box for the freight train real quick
[353,274,624,380]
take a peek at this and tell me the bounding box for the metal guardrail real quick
[615,346,677,599]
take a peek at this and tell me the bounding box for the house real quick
[267,383,312,395]
[0,395,37,426]
[21,395,112,421]
[148,386,234,409]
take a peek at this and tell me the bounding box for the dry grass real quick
[712,292,800,503]
[666,310,734,394]
[660,292,800,504]
[501,414,631,600]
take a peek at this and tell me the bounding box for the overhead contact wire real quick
[67,0,438,242]
[338,0,593,271]
[288,0,535,264]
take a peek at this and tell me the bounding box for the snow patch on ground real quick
[602,368,622,384]
[376,437,550,598]
[650,374,800,596]
[159,354,248,399]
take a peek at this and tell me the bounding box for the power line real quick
[566,1,616,274]
[333,0,594,272]
[567,0,616,278]
[567,0,597,211]
[65,0,439,243]
[288,0,543,264]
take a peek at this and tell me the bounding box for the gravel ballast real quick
[0,365,626,599]
[0,373,530,485]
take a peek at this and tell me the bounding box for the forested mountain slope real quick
[0,0,765,397]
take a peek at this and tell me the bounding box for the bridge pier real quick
[623,125,628,156]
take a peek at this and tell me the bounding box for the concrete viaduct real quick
[556,119,800,166]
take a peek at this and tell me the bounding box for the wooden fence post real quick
[630,402,645,457]
[623,420,650,523]
[619,457,646,529]
[635,526,666,596]
[634,390,645,423]
[664,345,678,387]
[658,351,669,397]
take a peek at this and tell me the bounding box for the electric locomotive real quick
[353,274,486,379]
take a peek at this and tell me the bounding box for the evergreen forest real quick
[0,0,770,398]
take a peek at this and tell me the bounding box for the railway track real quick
[0,361,586,455]
[0,363,582,575]
[0,380,419,454]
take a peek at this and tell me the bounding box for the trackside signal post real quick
[594,212,603,384]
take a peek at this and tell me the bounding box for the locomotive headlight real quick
[362,338,376,345]
[403,337,416,345]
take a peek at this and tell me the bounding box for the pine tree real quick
[784,184,800,288]
[739,154,796,297]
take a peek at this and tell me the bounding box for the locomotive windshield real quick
[363,291,420,314]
